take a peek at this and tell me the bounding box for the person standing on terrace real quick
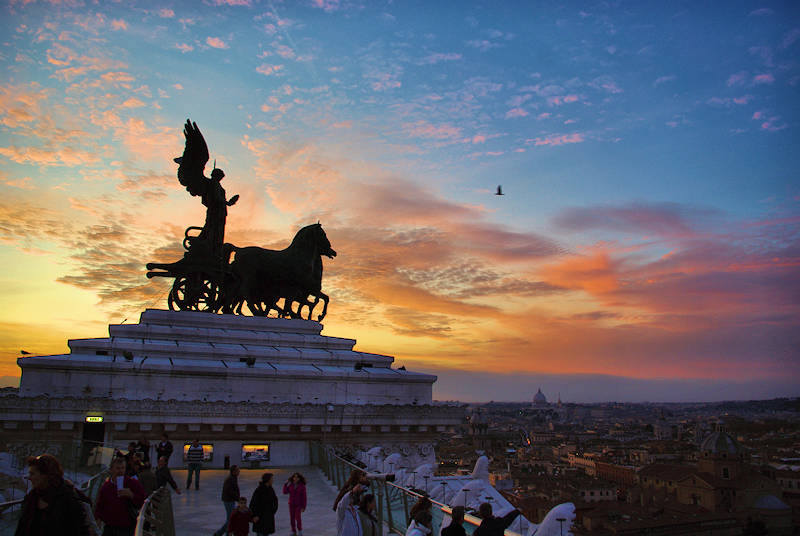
[333,469,367,511]
[441,506,466,536]
[15,454,90,536]
[155,434,173,463]
[185,439,204,490]
[406,511,432,536]
[473,503,519,536]
[214,465,240,536]
[94,457,146,536]
[336,483,365,536]
[357,493,380,536]
[155,456,181,495]
[283,472,307,536]
[250,472,278,536]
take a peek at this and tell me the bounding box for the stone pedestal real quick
[2,309,464,467]
[18,309,435,405]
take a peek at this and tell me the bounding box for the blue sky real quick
[0,0,798,401]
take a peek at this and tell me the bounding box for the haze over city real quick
[0,0,798,403]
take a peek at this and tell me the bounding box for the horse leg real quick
[304,295,320,321]
[316,292,329,322]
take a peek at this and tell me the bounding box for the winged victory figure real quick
[174,119,239,263]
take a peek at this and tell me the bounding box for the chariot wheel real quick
[168,273,221,312]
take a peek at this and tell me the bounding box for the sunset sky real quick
[0,0,798,402]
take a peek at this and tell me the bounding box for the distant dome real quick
[700,429,741,455]
[752,494,789,510]
[533,388,548,406]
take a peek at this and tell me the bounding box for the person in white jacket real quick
[337,483,366,536]
[407,511,432,536]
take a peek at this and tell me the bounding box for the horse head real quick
[296,223,336,259]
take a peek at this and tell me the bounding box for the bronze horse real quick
[223,223,336,321]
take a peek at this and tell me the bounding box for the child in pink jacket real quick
[282,472,307,536]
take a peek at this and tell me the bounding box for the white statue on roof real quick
[471,455,489,481]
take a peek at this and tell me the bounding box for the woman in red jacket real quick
[282,473,307,536]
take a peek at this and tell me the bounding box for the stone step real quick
[67,337,392,367]
[108,322,357,351]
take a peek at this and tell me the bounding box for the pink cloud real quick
[591,76,622,94]
[753,73,775,84]
[100,71,134,83]
[110,19,127,31]
[2,176,35,190]
[206,37,229,49]
[403,120,462,140]
[782,28,800,49]
[761,118,786,131]
[467,39,500,51]
[553,202,718,238]
[275,44,295,59]
[547,94,579,106]
[505,107,528,118]
[420,52,462,65]
[311,0,341,12]
[0,145,101,167]
[726,71,748,87]
[120,97,145,108]
[752,111,764,120]
[472,135,486,144]
[211,0,253,5]
[175,43,193,53]
[530,133,584,146]
[370,73,401,91]
[708,95,753,107]
[256,63,283,76]
[537,112,551,120]
[653,75,676,86]
[158,8,174,18]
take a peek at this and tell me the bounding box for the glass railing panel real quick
[315,445,525,536]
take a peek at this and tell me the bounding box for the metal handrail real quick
[314,445,522,536]
[0,498,25,514]
[133,486,175,536]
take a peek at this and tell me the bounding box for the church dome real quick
[533,388,548,406]
[700,426,741,456]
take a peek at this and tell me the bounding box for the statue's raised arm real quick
[174,119,210,196]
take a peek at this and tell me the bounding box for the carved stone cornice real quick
[0,393,465,424]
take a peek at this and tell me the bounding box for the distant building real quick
[532,388,548,407]
[633,424,792,533]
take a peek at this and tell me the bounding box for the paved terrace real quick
[171,467,339,536]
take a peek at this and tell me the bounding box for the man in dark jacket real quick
[473,503,519,536]
[213,465,240,536]
[155,456,182,494]
[250,473,278,536]
[155,433,173,462]
[441,506,466,536]
[15,454,90,536]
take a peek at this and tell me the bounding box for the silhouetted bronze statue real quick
[146,120,335,320]
[175,119,239,262]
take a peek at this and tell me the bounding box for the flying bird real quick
[495,185,504,195]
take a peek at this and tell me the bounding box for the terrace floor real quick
[171,467,339,536]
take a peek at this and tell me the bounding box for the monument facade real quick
[0,120,463,468]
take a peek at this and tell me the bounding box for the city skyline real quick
[0,1,798,402]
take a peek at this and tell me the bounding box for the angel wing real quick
[174,119,210,191]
